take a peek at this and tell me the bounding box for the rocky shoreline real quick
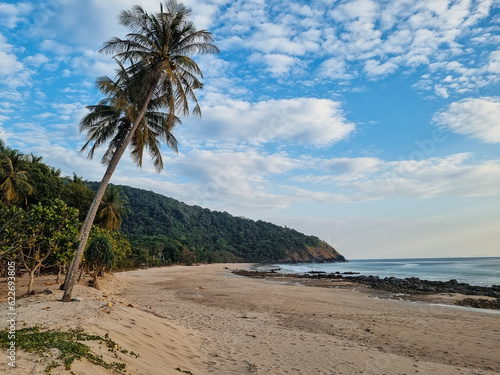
[232,269,500,309]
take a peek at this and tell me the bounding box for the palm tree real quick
[71,173,84,184]
[0,149,33,206]
[96,186,127,231]
[62,0,218,301]
[29,153,43,163]
[50,167,62,177]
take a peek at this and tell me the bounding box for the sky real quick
[0,0,499,260]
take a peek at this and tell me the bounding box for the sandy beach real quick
[2,264,500,374]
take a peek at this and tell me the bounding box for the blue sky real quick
[1,0,499,259]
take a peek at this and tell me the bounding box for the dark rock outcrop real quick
[232,269,500,309]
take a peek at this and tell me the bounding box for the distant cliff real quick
[283,240,346,263]
[88,183,347,264]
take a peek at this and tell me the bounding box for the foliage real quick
[0,148,33,206]
[108,184,323,263]
[0,327,129,373]
[181,247,196,266]
[88,226,132,269]
[0,142,338,279]
[25,155,63,207]
[96,186,128,230]
[98,0,219,157]
[16,199,80,293]
[79,64,181,173]
[85,234,115,289]
[60,174,94,221]
[0,203,26,259]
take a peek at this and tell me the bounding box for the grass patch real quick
[0,327,135,373]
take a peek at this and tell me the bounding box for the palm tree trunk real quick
[62,88,155,302]
[77,265,84,283]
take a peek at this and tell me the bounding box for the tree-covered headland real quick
[1,144,345,294]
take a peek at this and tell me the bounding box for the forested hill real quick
[89,183,346,264]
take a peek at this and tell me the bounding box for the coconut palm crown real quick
[100,0,219,122]
[0,148,33,206]
[80,63,180,173]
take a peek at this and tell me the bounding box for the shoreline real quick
[260,257,500,288]
[2,264,500,374]
[234,267,500,310]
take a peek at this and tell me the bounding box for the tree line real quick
[1,141,333,295]
[0,142,130,294]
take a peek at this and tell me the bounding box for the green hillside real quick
[89,183,346,264]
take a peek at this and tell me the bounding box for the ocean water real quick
[270,257,500,287]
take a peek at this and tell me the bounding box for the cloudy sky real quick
[1,0,499,259]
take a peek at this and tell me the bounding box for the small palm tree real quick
[71,173,84,184]
[62,0,218,301]
[96,186,128,231]
[29,153,43,164]
[0,149,33,206]
[50,167,62,177]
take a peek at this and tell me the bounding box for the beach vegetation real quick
[60,173,94,221]
[0,326,129,373]
[85,234,115,289]
[96,186,128,231]
[24,154,63,207]
[0,147,34,206]
[18,200,80,294]
[0,203,26,259]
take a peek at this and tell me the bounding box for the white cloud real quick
[330,0,379,23]
[29,0,225,49]
[250,23,306,55]
[172,151,500,208]
[70,50,117,78]
[0,34,24,76]
[183,97,355,146]
[292,153,500,202]
[23,53,49,67]
[9,0,497,96]
[248,52,299,75]
[166,149,294,209]
[39,40,74,56]
[433,97,500,143]
[488,50,500,73]
[364,58,399,77]
[318,57,353,80]
[0,2,31,29]
[434,85,449,98]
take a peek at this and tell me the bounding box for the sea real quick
[267,257,500,287]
